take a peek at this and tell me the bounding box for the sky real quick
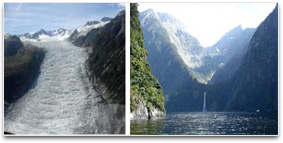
[4,3,125,35]
[138,3,276,47]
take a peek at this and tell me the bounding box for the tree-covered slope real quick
[130,3,165,119]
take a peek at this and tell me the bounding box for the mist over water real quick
[4,40,125,134]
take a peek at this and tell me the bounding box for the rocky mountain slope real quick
[4,34,24,56]
[207,25,256,84]
[166,4,278,112]
[68,11,125,104]
[223,4,278,112]
[139,9,216,99]
[68,17,112,46]
[86,11,125,104]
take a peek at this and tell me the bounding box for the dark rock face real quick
[69,18,113,47]
[69,22,105,47]
[73,28,101,47]
[71,11,125,104]
[87,11,125,104]
[4,36,45,106]
[68,30,79,43]
[4,34,24,56]
[224,4,278,112]
[68,11,125,104]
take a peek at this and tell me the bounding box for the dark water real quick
[131,112,278,135]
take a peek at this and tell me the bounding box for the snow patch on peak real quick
[4,33,11,39]
[116,10,125,17]
[216,47,220,53]
[20,28,73,42]
[139,9,159,26]
[77,21,109,37]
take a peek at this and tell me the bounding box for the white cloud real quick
[138,3,276,47]
[118,3,125,8]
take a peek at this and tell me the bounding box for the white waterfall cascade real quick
[4,40,125,134]
[203,92,207,112]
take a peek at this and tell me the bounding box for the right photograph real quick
[130,3,278,135]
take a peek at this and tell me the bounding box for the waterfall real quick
[203,92,207,112]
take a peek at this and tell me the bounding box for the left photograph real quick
[4,3,125,135]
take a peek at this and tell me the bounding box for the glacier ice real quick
[4,40,124,134]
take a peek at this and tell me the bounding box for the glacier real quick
[4,40,124,134]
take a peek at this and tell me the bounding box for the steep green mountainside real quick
[130,3,165,118]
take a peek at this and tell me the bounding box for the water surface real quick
[131,112,278,135]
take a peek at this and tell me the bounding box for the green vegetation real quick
[131,119,165,135]
[130,3,165,112]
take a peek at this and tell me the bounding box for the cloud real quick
[118,3,125,8]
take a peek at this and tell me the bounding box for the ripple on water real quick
[131,112,278,135]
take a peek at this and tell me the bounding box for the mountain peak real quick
[57,28,66,31]
[116,10,125,17]
[139,9,159,26]
[233,25,242,31]
[101,17,112,22]
[39,29,46,32]
[84,21,101,26]
[144,8,154,13]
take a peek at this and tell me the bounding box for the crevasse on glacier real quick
[4,40,125,134]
